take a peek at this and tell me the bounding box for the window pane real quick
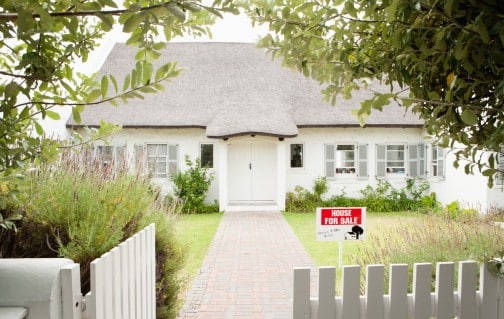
[201,144,214,168]
[335,145,355,174]
[290,144,303,168]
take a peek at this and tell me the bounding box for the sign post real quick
[316,207,366,268]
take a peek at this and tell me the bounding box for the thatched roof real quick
[67,42,423,138]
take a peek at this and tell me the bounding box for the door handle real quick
[249,163,251,170]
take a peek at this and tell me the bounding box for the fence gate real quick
[83,224,156,319]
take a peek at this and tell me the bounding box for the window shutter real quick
[376,144,386,179]
[357,144,368,179]
[409,144,419,177]
[418,143,426,178]
[325,144,335,178]
[437,147,445,179]
[115,146,127,170]
[497,150,504,185]
[168,144,178,175]
[134,144,145,173]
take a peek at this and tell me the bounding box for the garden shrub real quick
[0,154,185,319]
[286,177,328,213]
[171,155,217,214]
[288,178,432,213]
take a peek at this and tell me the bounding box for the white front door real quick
[228,141,277,202]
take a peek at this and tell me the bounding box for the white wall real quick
[286,127,425,198]
[98,127,220,202]
[87,126,502,212]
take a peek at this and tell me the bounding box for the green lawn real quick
[174,212,223,291]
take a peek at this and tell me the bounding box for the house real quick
[66,42,504,212]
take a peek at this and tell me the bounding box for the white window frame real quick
[376,143,406,178]
[135,143,178,178]
[430,145,445,179]
[289,143,304,169]
[325,143,368,179]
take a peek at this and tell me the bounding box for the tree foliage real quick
[0,0,236,175]
[244,0,504,185]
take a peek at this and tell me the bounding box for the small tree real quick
[171,155,215,213]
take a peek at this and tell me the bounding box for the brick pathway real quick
[177,211,315,319]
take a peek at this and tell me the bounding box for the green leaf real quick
[204,6,223,19]
[123,74,131,91]
[87,89,102,102]
[461,108,478,125]
[101,76,109,99]
[96,13,114,32]
[34,121,44,135]
[122,12,146,33]
[45,111,61,120]
[109,75,118,94]
[476,20,490,44]
[166,5,186,21]
[72,107,82,124]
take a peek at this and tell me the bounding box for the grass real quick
[174,212,223,292]
[283,211,504,294]
[283,211,423,267]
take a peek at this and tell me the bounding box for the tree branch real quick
[0,2,185,21]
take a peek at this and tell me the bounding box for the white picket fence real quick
[294,261,503,319]
[82,223,156,319]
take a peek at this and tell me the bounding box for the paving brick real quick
[177,211,316,318]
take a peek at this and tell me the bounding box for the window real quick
[325,144,368,178]
[200,143,214,168]
[335,145,355,174]
[376,144,406,177]
[386,145,405,173]
[431,145,445,178]
[95,145,126,169]
[377,143,428,178]
[135,143,178,178]
[290,144,303,168]
[497,150,504,186]
[96,145,113,166]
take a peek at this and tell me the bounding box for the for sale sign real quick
[316,207,366,241]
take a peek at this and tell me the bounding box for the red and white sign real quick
[316,207,366,241]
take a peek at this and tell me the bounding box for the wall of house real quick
[97,127,221,202]
[76,126,502,213]
[429,152,489,212]
[285,127,426,199]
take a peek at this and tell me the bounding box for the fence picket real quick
[84,224,156,319]
[342,265,361,319]
[389,264,408,319]
[318,267,335,319]
[480,262,499,319]
[293,267,311,319]
[119,240,130,319]
[435,262,455,319]
[111,247,122,319]
[148,225,156,317]
[412,263,432,319]
[293,260,502,319]
[458,261,478,319]
[365,265,384,319]
[141,230,148,319]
